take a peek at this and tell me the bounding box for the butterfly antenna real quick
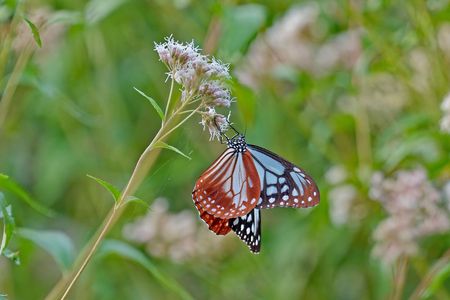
[226,119,241,139]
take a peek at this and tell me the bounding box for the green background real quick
[1,0,450,299]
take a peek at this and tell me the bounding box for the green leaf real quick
[23,17,42,47]
[423,262,450,298]
[98,240,193,300]
[154,141,191,160]
[2,0,18,10]
[0,193,15,256]
[219,4,266,59]
[87,174,121,203]
[0,173,55,217]
[133,87,165,121]
[124,196,149,208]
[17,228,75,272]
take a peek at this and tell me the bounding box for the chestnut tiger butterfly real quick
[192,125,320,253]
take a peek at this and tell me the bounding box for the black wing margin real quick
[247,144,320,209]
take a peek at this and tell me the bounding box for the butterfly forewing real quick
[193,148,261,219]
[229,208,261,253]
[247,144,320,209]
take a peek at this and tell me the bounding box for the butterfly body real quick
[192,135,319,253]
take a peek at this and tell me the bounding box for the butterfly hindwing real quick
[247,144,320,209]
[195,202,231,235]
[229,208,261,253]
[193,148,261,218]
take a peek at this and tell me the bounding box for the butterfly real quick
[192,126,320,253]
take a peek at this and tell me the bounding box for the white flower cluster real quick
[154,37,233,140]
[370,168,450,265]
[236,4,362,89]
[123,198,226,262]
[199,107,230,141]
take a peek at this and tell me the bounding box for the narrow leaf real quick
[124,196,149,208]
[0,193,15,256]
[0,173,55,217]
[423,262,450,298]
[154,141,191,160]
[98,240,193,300]
[134,87,165,121]
[87,174,121,202]
[17,228,74,272]
[24,17,42,47]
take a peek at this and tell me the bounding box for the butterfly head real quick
[227,135,247,153]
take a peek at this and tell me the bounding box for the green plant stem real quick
[391,256,408,300]
[45,96,195,300]
[410,248,450,300]
[354,96,372,181]
[0,45,33,135]
[159,106,200,141]
[163,76,175,122]
[46,131,164,300]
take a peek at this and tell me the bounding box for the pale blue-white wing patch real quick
[247,144,320,209]
[229,208,261,253]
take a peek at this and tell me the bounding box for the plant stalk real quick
[410,248,450,300]
[46,95,194,299]
[391,256,408,300]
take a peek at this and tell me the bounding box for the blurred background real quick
[1,0,450,299]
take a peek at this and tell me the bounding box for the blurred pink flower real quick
[123,198,226,262]
[370,168,450,265]
[236,4,362,89]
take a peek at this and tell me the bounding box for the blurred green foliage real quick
[1,0,450,299]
